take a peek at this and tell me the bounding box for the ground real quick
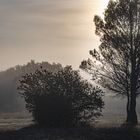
[0,125,140,140]
[0,112,140,140]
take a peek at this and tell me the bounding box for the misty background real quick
[0,0,140,122]
[0,60,139,123]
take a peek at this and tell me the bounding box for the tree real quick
[80,0,140,124]
[18,66,104,127]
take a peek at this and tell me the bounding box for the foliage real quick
[80,0,140,124]
[18,66,104,127]
[0,60,62,112]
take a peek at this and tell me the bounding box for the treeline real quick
[0,60,139,120]
[0,60,62,112]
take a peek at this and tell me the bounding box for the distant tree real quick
[80,0,140,124]
[18,66,104,127]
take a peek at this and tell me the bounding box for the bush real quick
[18,66,104,127]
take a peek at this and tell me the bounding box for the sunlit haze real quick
[0,0,109,70]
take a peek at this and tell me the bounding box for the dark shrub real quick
[33,95,74,127]
[18,66,104,127]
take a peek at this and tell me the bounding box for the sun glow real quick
[102,0,109,8]
[100,0,109,17]
[104,0,109,5]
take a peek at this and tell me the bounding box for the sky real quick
[0,0,109,70]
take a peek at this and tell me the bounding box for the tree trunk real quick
[126,95,138,124]
[126,95,130,122]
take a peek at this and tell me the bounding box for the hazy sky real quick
[0,0,109,70]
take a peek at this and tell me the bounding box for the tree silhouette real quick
[80,0,140,124]
[18,66,104,127]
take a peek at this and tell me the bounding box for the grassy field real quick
[0,124,140,140]
[0,113,139,140]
